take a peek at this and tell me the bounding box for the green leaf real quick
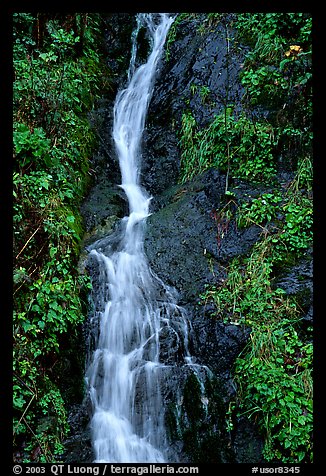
[297,451,306,462]
[14,395,26,409]
[22,321,34,332]
[50,247,57,258]
[284,439,292,449]
[298,415,306,425]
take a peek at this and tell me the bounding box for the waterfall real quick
[85,13,208,463]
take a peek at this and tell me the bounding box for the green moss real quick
[169,373,233,463]
[183,373,206,425]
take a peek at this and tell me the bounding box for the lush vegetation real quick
[179,108,277,185]
[12,11,313,464]
[177,13,313,463]
[13,13,110,462]
[179,14,312,188]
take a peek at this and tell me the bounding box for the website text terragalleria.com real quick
[48,465,199,475]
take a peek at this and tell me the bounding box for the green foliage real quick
[13,14,106,129]
[179,109,277,184]
[13,13,108,462]
[235,324,313,463]
[200,238,313,462]
[237,13,312,157]
[205,152,312,462]
[278,199,312,254]
[199,107,312,464]
[241,66,288,106]
[13,373,69,462]
[237,177,312,261]
[237,192,282,227]
[178,13,312,187]
[236,13,311,50]
[206,13,223,25]
[14,124,53,168]
[201,241,285,327]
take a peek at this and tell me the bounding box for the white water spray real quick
[85,13,209,463]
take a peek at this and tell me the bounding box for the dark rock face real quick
[142,14,246,197]
[149,14,245,123]
[66,14,311,464]
[233,417,265,464]
[273,250,313,324]
[144,168,261,305]
[63,404,93,464]
[143,168,260,462]
[80,14,136,235]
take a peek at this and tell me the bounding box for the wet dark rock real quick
[62,403,93,463]
[150,14,245,124]
[173,373,235,463]
[141,14,246,197]
[191,315,251,378]
[80,182,126,233]
[145,168,261,304]
[80,14,137,236]
[143,166,260,462]
[233,417,265,464]
[273,249,313,318]
[141,125,180,197]
[303,305,313,324]
[103,13,135,92]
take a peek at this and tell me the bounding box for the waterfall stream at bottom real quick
[85,13,210,463]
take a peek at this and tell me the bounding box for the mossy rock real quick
[167,372,235,463]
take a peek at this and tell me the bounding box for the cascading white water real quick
[85,13,209,463]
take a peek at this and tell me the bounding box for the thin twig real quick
[22,415,52,463]
[13,372,36,396]
[13,394,35,436]
[15,225,42,260]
